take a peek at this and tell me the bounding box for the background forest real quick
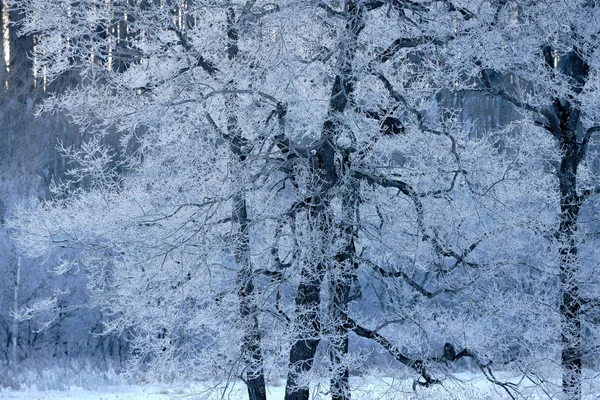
[0,1,599,400]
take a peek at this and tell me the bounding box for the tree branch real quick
[346,317,439,386]
[167,26,218,76]
[317,2,344,17]
[577,185,600,204]
[440,0,476,20]
[579,125,600,162]
[348,318,515,397]
[474,69,560,137]
[358,257,460,298]
[375,36,442,63]
[437,344,517,399]
[374,73,463,166]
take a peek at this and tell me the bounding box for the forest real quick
[0,1,599,399]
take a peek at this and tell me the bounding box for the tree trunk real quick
[329,178,359,400]
[557,111,582,400]
[226,8,266,400]
[284,3,364,400]
[552,49,588,400]
[329,274,351,400]
[11,256,20,367]
[284,267,325,400]
[232,193,267,400]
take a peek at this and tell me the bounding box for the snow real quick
[0,374,532,400]
[2,371,599,399]
[0,385,169,400]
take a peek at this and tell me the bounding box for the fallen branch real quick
[347,317,517,398]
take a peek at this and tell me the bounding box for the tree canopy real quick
[7,1,600,399]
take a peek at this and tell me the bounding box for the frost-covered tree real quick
[0,3,125,371]
[7,0,586,399]
[429,1,600,398]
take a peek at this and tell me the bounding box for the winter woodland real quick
[1,1,600,399]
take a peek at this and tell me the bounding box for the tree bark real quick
[284,3,364,400]
[558,201,582,400]
[492,46,589,400]
[557,104,582,400]
[284,266,325,400]
[232,192,267,400]
[226,7,266,400]
[553,49,588,400]
[329,267,352,400]
[11,256,20,367]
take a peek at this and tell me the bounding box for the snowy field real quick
[0,380,506,400]
[2,371,600,400]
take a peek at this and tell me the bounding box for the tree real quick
[431,1,600,398]
[10,2,291,397]
[0,0,125,373]
[8,0,584,399]
[273,2,552,399]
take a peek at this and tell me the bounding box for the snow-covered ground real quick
[1,371,599,399]
[0,377,551,400]
[0,380,502,400]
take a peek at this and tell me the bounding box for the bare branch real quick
[440,0,476,20]
[358,257,461,298]
[472,69,560,137]
[374,73,463,166]
[167,26,218,76]
[348,318,515,397]
[579,125,600,162]
[375,36,442,64]
[317,2,344,17]
[347,317,439,386]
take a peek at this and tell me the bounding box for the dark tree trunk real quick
[329,179,359,400]
[548,48,588,400]
[284,3,364,400]
[557,105,582,400]
[329,271,352,400]
[231,192,267,400]
[226,8,266,400]
[284,267,325,400]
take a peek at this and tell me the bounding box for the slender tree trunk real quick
[226,8,266,400]
[1,0,10,88]
[11,256,20,367]
[329,177,359,400]
[232,193,267,400]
